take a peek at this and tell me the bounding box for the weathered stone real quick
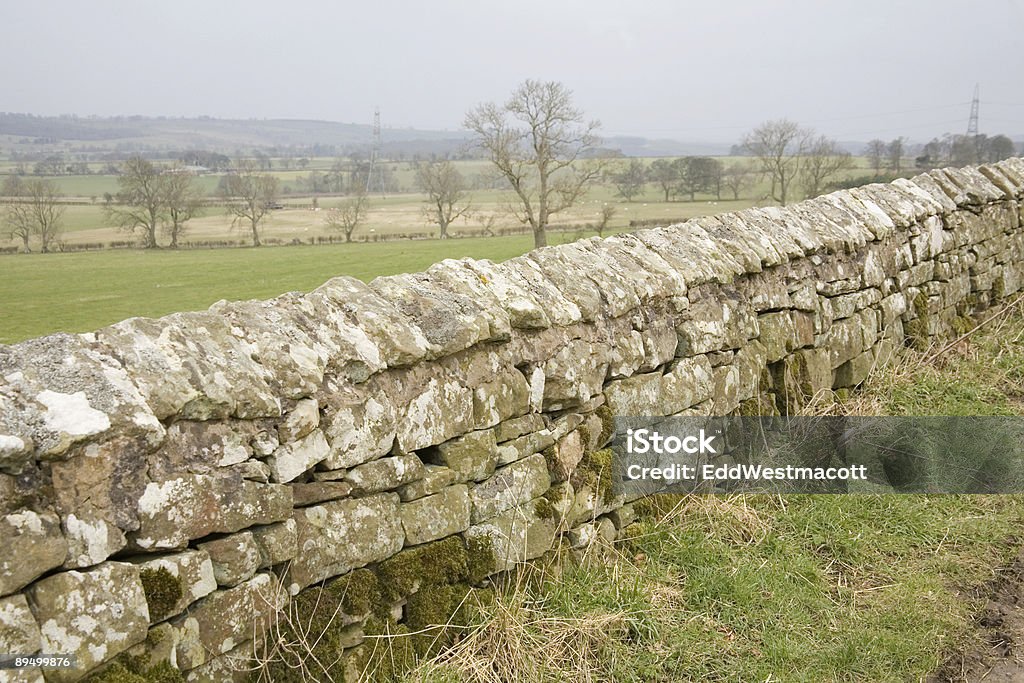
[0,509,66,596]
[321,382,397,469]
[397,465,459,502]
[470,454,551,523]
[676,291,758,355]
[606,504,636,529]
[291,481,354,507]
[604,371,662,417]
[345,453,425,495]
[465,499,558,572]
[542,339,610,410]
[278,398,320,442]
[288,494,404,594]
[132,475,291,551]
[542,431,585,484]
[134,550,217,622]
[711,364,741,415]
[250,519,298,568]
[661,356,715,414]
[472,368,531,429]
[495,414,546,444]
[198,532,261,587]
[400,484,471,545]
[496,429,556,467]
[28,562,149,682]
[425,429,498,483]
[395,377,474,452]
[173,572,286,668]
[834,349,877,388]
[0,594,40,659]
[267,429,330,483]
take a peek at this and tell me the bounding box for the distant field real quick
[0,235,550,344]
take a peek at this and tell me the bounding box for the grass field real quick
[407,304,1024,683]
[0,235,545,343]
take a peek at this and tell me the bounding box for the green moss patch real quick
[138,566,182,623]
[83,656,183,683]
[570,448,615,504]
[375,536,469,604]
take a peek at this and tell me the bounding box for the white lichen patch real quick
[36,390,111,438]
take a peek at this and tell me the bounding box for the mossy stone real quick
[570,448,615,504]
[375,536,469,604]
[83,655,184,683]
[465,534,497,584]
[139,566,183,623]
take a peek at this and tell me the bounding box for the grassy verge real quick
[407,302,1024,683]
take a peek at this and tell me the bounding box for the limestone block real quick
[400,484,471,545]
[472,368,531,429]
[267,429,330,483]
[496,429,556,467]
[250,519,298,568]
[757,311,801,363]
[288,494,404,594]
[834,350,877,388]
[345,454,425,495]
[133,550,217,624]
[290,481,353,507]
[465,499,558,572]
[132,475,291,551]
[661,356,715,414]
[542,339,611,410]
[321,383,397,469]
[676,292,758,355]
[470,454,551,523]
[395,377,474,452]
[28,562,149,682]
[426,429,498,483]
[603,371,662,418]
[0,510,67,597]
[0,593,41,658]
[278,398,320,442]
[494,414,546,444]
[198,532,261,588]
[173,572,286,669]
[398,465,459,502]
[711,364,741,415]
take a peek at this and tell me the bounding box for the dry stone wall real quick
[1,160,1024,681]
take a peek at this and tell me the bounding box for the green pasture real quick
[0,235,544,344]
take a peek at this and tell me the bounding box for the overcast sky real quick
[3,0,1022,142]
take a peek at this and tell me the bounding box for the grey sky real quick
[3,0,1022,142]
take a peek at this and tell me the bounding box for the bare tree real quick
[4,179,64,252]
[596,205,616,237]
[721,161,755,201]
[465,79,604,248]
[648,158,679,202]
[325,190,369,243]
[414,160,470,239]
[107,156,165,248]
[886,137,905,174]
[222,159,279,247]
[864,139,887,176]
[611,159,646,202]
[988,134,1017,162]
[741,119,812,205]
[162,169,204,249]
[801,136,854,198]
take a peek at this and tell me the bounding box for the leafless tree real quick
[414,160,470,239]
[864,139,886,176]
[4,179,64,252]
[596,205,616,237]
[106,156,166,248]
[801,136,854,198]
[162,169,204,249]
[721,161,755,200]
[222,159,279,247]
[648,158,679,202]
[325,190,369,243]
[886,137,905,174]
[741,119,812,205]
[465,79,604,248]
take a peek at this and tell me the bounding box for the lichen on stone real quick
[570,447,615,503]
[375,535,469,605]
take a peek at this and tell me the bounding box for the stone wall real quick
[1,159,1023,682]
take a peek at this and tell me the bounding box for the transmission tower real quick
[966,84,980,137]
[365,107,382,193]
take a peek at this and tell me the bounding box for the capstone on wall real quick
[1,159,1023,681]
